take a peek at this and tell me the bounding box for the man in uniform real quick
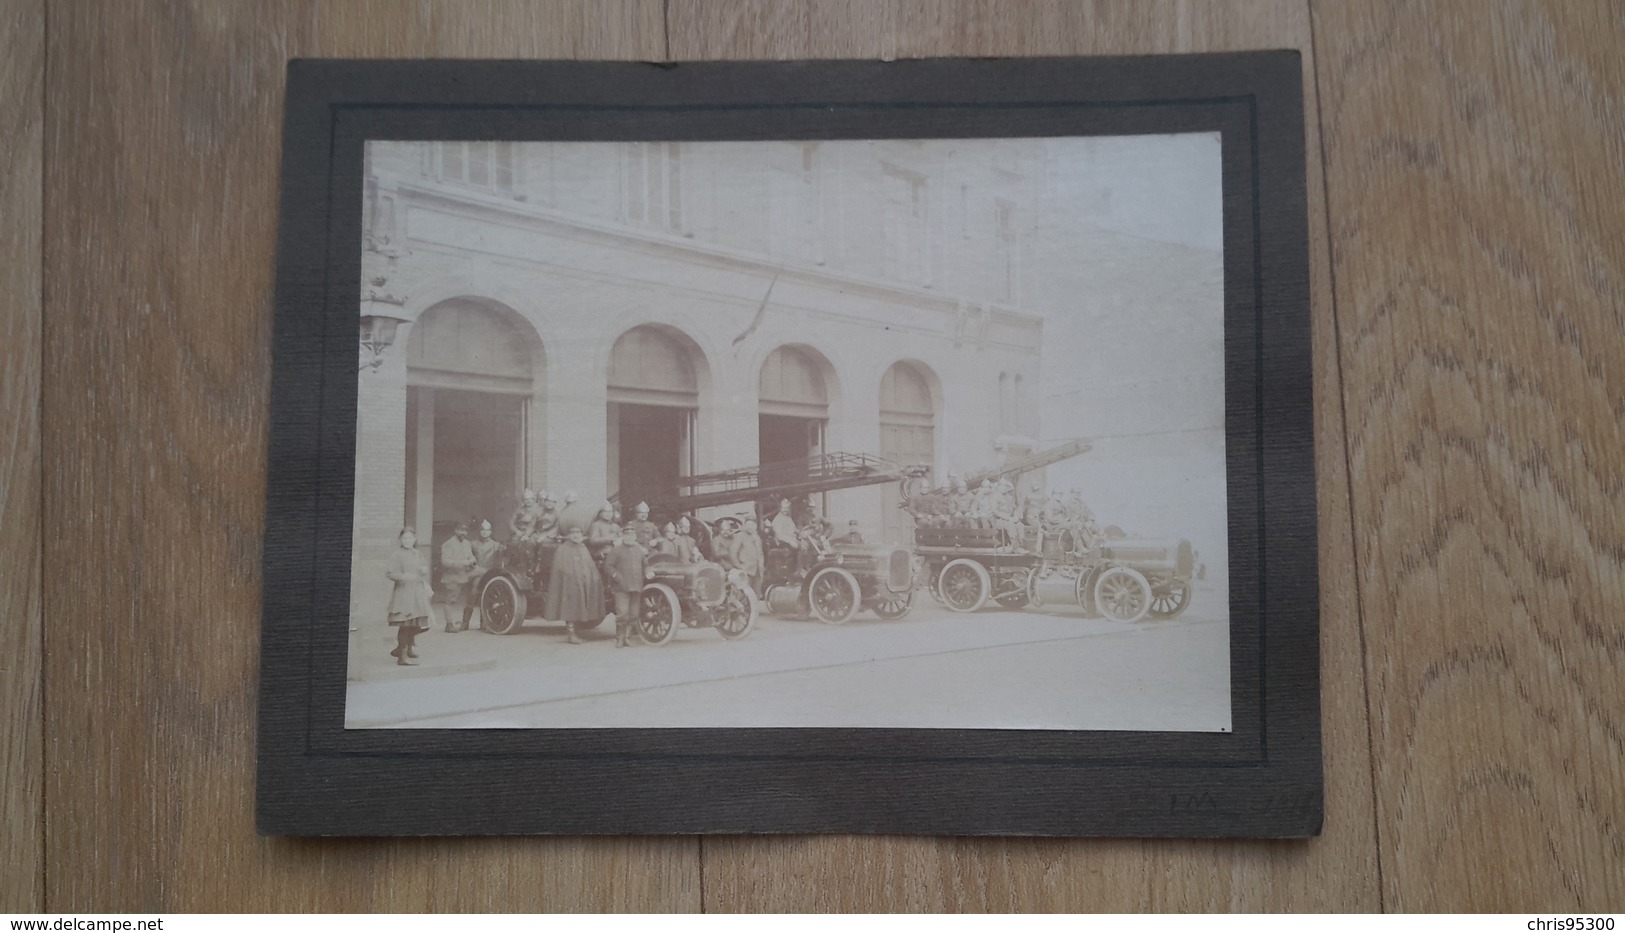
[767,498,799,550]
[676,515,702,560]
[628,501,659,549]
[535,491,559,539]
[468,519,502,629]
[587,501,620,564]
[1042,489,1070,551]
[509,489,541,540]
[1021,481,1047,552]
[657,522,696,562]
[438,522,478,632]
[733,518,765,595]
[545,524,602,645]
[992,478,1024,550]
[797,504,834,570]
[1065,488,1100,551]
[972,479,997,528]
[712,517,740,569]
[603,525,649,648]
[838,519,865,545]
[949,475,974,526]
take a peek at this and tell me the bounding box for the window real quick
[433,142,522,197]
[769,143,824,264]
[997,370,1027,437]
[999,372,1012,435]
[881,164,930,286]
[624,142,683,232]
[995,198,1018,302]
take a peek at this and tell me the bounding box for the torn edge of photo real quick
[258,53,1319,838]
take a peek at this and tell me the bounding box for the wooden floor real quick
[3,0,1622,913]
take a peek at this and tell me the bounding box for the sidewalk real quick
[343,605,1219,727]
[346,611,532,682]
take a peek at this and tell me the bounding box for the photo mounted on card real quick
[258,55,1319,837]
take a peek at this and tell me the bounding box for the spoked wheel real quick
[871,588,915,620]
[478,576,526,635]
[1148,578,1192,619]
[638,583,682,646]
[807,567,861,624]
[1027,570,1046,609]
[1093,566,1152,623]
[937,558,991,613]
[716,585,758,640]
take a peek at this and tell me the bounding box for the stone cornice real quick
[388,176,1042,332]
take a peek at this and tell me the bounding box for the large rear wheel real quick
[478,576,526,635]
[937,558,991,613]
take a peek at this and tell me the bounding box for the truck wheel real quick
[871,588,915,620]
[638,583,682,645]
[479,576,526,635]
[1093,566,1152,623]
[716,585,758,640]
[1149,579,1192,619]
[938,558,990,613]
[808,567,861,624]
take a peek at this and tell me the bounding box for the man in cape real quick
[545,524,605,645]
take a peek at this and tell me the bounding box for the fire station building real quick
[351,139,1046,619]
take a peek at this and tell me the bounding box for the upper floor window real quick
[624,142,683,232]
[433,142,523,197]
[769,143,825,265]
[995,199,1018,302]
[998,370,1027,437]
[881,164,930,287]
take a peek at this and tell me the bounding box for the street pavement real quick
[345,583,1231,732]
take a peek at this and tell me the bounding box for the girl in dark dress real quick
[384,527,432,665]
[544,524,606,645]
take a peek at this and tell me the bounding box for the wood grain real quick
[668,0,1378,911]
[41,0,700,912]
[1312,0,1625,912]
[31,0,1625,911]
[1,0,44,916]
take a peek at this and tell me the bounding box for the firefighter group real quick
[384,477,1100,665]
[403,490,860,656]
[906,474,1103,553]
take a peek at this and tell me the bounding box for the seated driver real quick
[797,505,834,570]
[767,497,799,550]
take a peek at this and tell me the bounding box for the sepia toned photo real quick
[344,133,1229,732]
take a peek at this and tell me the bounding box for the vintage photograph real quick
[344,132,1229,732]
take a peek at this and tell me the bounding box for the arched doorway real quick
[404,299,540,549]
[759,344,833,494]
[607,325,703,506]
[879,361,938,544]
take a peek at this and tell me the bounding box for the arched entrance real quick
[607,325,703,506]
[879,360,939,544]
[759,344,834,494]
[404,299,541,549]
